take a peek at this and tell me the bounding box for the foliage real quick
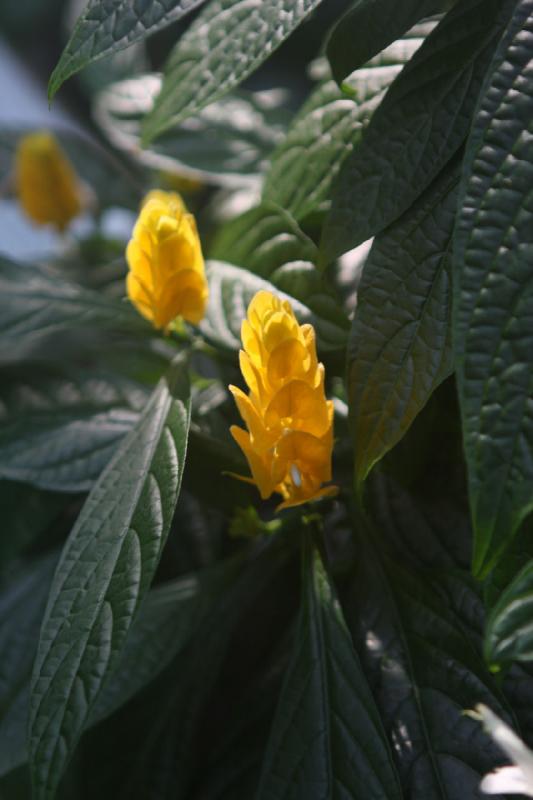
[1,0,532,797]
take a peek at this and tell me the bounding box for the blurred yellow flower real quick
[126,189,208,329]
[230,290,337,510]
[15,131,82,231]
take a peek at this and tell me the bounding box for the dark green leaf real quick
[263,64,405,222]
[0,555,57,778]
[0,364,149,491]
[342,515,516,798]
[96,75,288,186]
[48,0,208,100]
[326,1,443,84]
[200,261,348,353]
[0,257,148,363]
[321,0,515,261]
[348,163,458,487]
[28,359,191,800]
[453,0,533,578]
[143,0,325,141]
[485,559,533,667]
[257,535,402,799]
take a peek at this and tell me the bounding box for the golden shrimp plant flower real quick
[126,190,208,329]
[15,131,82,231]
[230,290,337,510]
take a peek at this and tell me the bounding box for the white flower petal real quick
[476,704,533,787]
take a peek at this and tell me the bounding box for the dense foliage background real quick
[1,0,532,797]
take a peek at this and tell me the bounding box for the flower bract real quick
[15,131,82,231]
[126,189,208,329]
[230,290,337,510]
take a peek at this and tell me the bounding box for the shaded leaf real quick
[485,559,533,668]
[257,535,402,799]
[143,0,325,141]
[96,75,288,187]
[0,364,149,491]
[348,163,459,487]
[0,257,148,363]
[49,0,208,100]
[453,0,533,577]
[200,261,348,354]
[28,359,191,800]
[0,555,58,778]
[321,0,515,261]
[326,0,443,84]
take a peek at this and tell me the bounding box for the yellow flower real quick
[230,290,337,510]
[15,131,82,231]
[126,189,208,329]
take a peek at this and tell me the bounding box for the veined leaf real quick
[321,0,515,261]
[453,0,533,578]
[143,0,325,141]
[48,0,208,100]
[263,63,405,222]
[28,359,191,800]
[0,364,149,492]
[0,554,57,778]
[485,560,533,668]
[326,0,444,84]
[201,261,348,354]
[343,516,517,799]
[96,75,288,187]
[256,535,402,799]
[0,257,148,362]
[348,163,458,487]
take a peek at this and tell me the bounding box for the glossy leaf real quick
[96,75,288,186]
[257,536,402,799]
[0,257,148,362]
[343,517,516,799]
[321,0,515,261]
[485,560,533,667]
[143,0,325,141]
[0,364,149,491]
[326,0,443,84]
[348,163,458,487]
[48,0,208,100]
[0,555,57,778]
[28,359,191,800]
[200,261,348,353]
[263,64,404,222]
[453,0,533,577]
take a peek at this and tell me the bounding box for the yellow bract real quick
[126,190,208,329]
[230,290,337,510]
[15,131,82,232]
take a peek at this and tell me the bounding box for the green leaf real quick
[28,359,191,800]
[485,560,533,667]
[263,64,404,222]
[326,0,443,84]
[257,535,402,799]
[321,0,515,261]
[48,0,208,100]
[343,514,517,798]
[200,261,348,354]
[348,163,458,487]
[0,554,58,778]
[96,75,288,186]
[210,202,318,276]
[0,364,149,491]
[0,257,148,362]
[143,0,326,141]
[453,0,533,578]
[0,128,141,212]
